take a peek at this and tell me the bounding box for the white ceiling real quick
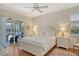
[0,3,79,18]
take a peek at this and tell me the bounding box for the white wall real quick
[33,6,79,48]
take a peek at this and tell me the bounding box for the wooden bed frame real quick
[17,40,56,56]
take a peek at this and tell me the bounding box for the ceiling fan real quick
[24,3,48,13]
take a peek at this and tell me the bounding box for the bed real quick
[17,35,56,56]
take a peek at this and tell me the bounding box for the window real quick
[71,12,79,35]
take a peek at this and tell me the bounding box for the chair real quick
[0,45,8,56]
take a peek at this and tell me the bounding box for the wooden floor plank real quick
[6,44,79,56]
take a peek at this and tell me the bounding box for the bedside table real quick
[57,38,69,49]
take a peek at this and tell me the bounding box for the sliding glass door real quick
[6,18,15,45]
[0,16,24,47]
[6,19,24,45]
[15,20,24,42]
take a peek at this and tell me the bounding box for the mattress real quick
[18,36,55,50]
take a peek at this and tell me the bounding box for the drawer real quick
[57,38,69,49]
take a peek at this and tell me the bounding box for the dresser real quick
[57,37,69,49]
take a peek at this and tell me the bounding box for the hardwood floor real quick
[6,44,79,56]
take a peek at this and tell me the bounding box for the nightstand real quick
[57,37,69,49]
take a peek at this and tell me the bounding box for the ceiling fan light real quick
[24,3,48,13]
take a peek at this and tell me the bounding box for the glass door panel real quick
[6,18,15,45]
[15,20,24,42]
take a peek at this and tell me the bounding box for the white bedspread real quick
[18,36,55,50]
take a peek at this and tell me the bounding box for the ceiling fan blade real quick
[37,8,43,13]
[39,6,48,8]
[24,7,33,8]
[31,8,36,12]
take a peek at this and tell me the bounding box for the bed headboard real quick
[37,26,56,36]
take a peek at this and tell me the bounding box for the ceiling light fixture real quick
[24,3,48,13]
